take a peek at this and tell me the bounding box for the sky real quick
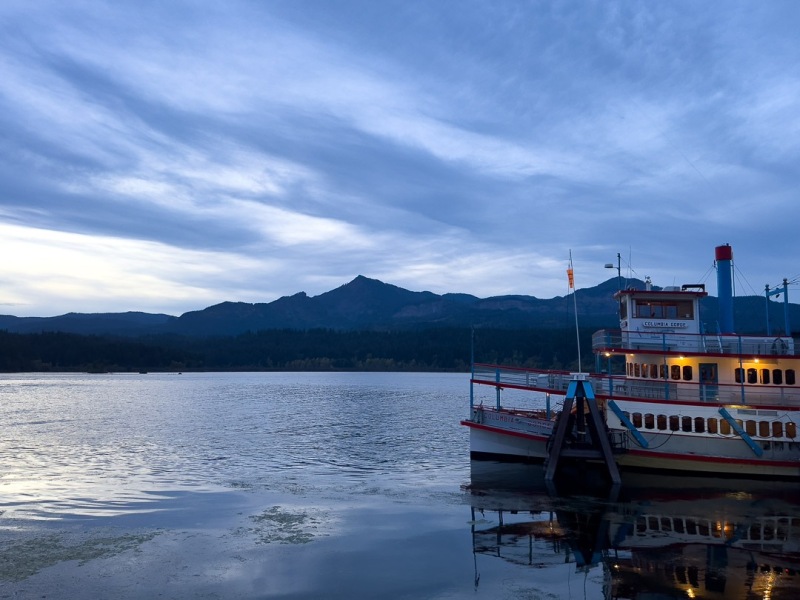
[2,1,800,317]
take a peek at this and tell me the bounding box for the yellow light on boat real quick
[604,352,611,357]
[754,358,760,363]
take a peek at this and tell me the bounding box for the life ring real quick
[771,338,789,355]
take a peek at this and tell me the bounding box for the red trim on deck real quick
[600,395,800,411]
[470,379,556,394]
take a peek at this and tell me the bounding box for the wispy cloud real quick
[1,0,799,316]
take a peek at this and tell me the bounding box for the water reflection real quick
[468,460,800,599]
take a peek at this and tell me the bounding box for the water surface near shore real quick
[1,372,798,598]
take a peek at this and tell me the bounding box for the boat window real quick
[660,517,672,532]
[694,417,705,433]
[761,369,770,385]
[735,368,744,383]
[619,300,627,319]
[677,301,694,319]
[634,363,640,377]
[759,421,770,437]
[636,516,646,533]
[627,362,632,376]
[681,416,692,432]
[720,419,731,435]
[644,414,655,429]
[671,365,681,380]
[634,300,694,319]
[747,368,758,384]
[685,519,697,535]
[698,521,710,536]
[787,422,797,438]
[640,363,648,378]
[682,365,693,381]
[787,369,796,385]
[632,413,643,428]
[669,415,680,431]
[660,364,667,379]
[657,414,667,430]
[772,422,783,437]
[707,418,718,434]
[773,369,783,385]
[649,364,658,378]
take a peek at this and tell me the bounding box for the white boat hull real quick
[464,406,800,479]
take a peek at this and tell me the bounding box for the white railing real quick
[472,363,800,407]
[593,330,797,357]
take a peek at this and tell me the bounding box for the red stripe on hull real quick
[624,448,800,470]
[460,420,550,443]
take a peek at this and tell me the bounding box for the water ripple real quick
[0,372,470,518]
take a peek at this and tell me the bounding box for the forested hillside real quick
[0,328,595,373]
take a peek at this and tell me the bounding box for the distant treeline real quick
[0,328,596,373]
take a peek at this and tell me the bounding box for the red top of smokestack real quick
[715,244,733,261]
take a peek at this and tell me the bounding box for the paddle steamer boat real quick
[462,245,800,478]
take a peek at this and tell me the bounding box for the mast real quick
[568,251,582,372]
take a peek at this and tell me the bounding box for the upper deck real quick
[592,329,798,357]
[471,362,800,407]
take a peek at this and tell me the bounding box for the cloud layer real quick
[1,1,799,316]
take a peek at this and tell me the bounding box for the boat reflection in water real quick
[468,460,800,599]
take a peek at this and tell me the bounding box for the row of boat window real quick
[635,515,799,542]
[734,367,795,385]
[620,299,695,320]
[624,411,798,439]
[626,362,798,385]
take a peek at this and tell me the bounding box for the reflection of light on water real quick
[765,570,776,600]
[1,372,469,520]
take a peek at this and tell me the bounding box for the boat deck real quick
[472,363,800,407]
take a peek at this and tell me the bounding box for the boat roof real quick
[614,287,708,300]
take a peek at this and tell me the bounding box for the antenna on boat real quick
[568,250,582,372]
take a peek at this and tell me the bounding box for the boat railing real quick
[472,363,574,394]
[473,363,800,407]
[593,330,798,357]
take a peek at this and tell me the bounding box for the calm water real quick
[0,372,798,599]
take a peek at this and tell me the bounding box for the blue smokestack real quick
[716,244,734,333]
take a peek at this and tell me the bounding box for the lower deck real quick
[463,402,800,480]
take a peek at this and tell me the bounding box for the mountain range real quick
[0,276,796,337]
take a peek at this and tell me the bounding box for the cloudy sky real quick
[2,1,799,316]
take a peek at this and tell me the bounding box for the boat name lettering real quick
[642,320,688,328]
[489,414,520,424]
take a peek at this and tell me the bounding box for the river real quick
[0,372,798,598]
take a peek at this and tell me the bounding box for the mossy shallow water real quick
[0,529,160,582]
[235,505,330,545]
